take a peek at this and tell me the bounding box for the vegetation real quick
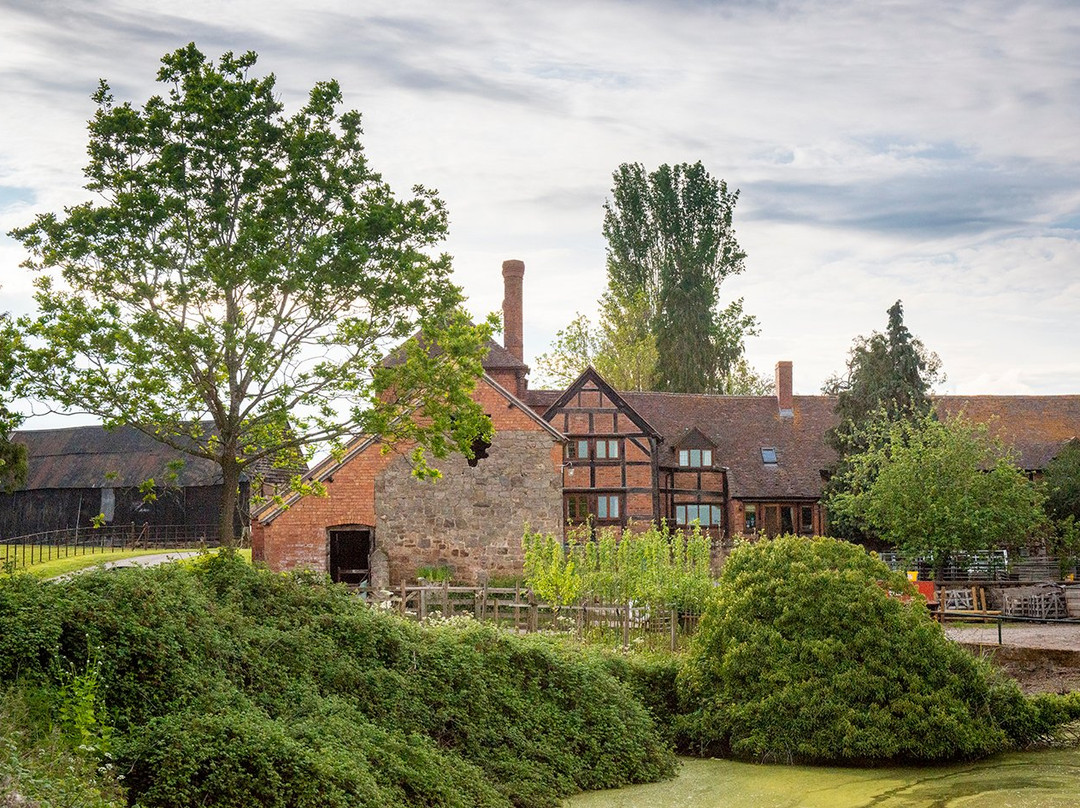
[823,301,943,540]
[677,536,1080,763]
[0,552,674,807]
[828,416,1044,577]
[536,161,768,394]
[0,312,26,493]
[8,44,495,544]
[1044,439,1080,524]
[524,523,714,613]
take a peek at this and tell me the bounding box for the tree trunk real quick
[218,454,242,548]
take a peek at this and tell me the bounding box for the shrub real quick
[0,552,674,807]
[677,535,1080,763]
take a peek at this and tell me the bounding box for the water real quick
[566,749,1080,807]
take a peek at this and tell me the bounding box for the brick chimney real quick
[502,259,525,363]
[775,360,793,418]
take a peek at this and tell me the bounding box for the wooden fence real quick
[362,581,701,649]
[1,523,221,570]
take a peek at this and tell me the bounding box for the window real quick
[679,447,713,468]
[566,494,623,523]
[595,439,619,460]
[800,506,814,535]
[597,495,620,520]
[566,440,589,460]
[761,447,777,464]
[676,503,723,527]
[567,494,589,523]
[744,504,757,531]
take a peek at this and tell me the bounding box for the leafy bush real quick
[0,552,674,807]
[677,535,1080,763]
[523,522,713,612]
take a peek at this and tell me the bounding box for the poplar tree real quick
[601,161,758,394]
[0,312,27,493]
[10,45,493,543]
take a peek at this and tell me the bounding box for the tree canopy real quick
[9,45,494,542]
[828,415,1044,575]
[536,162,766,394]
[0,312,27,493]
[822,300,942,539]
[603,161,758,394]
[1044,439,1080,524]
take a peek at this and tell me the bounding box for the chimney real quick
[502,259,525,363]
[775,360,793,418]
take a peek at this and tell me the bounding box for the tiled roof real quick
[936,396,1080,470]
[624,393,838,500]
[523,387,1080,499]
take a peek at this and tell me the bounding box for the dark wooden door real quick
[329,529,371,585]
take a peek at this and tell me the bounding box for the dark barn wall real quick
[0,484,241,538]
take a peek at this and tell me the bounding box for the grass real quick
[3,548,252,580]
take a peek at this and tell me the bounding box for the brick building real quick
[252,259,1080,585]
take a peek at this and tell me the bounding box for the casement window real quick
[565,493,623,523]
[565,438,620,461]
[594,439,619,460]
[676,503,723,527]
[678,448,713,468]
[744,503,757,531]
[800,505,814,535]
[565,440,589,460]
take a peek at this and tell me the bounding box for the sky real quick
[1,0,1079,429]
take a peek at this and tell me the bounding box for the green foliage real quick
[1044,439,1080,523]
[603,161,757,394]
[0,312,27,493]
[829,415,1044,575]
[523,523,713,612]
[9,44,494,543]
[0,551,674,807]
[415,564,454,583]
[823,301,943,539]
[1,687,125,808]
[677,536,1080,763]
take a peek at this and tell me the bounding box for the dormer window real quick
[761,447,778,464]
[679,448,713,468]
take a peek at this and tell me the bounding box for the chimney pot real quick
[502,259,525,364]
[776,360,793,417]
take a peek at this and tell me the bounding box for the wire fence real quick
[1,523,222,570]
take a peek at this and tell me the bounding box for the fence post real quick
[443,579,450,617]
[527,589,538,633]
[670,607,677,652]
[622,601,631,649]
[419,585,428,621]
[399,581,407,616]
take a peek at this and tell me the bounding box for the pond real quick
[565,748,1080,807]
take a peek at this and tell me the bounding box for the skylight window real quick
[761,447,778,464]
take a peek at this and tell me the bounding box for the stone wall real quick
[375,429,563,584]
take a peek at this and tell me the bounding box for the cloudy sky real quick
[1,0,1078,426]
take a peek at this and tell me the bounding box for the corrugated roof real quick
[13,425,224,490]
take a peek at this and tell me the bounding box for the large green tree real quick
[829,415,1044,577]
[0,312,27,493]
[822,300,942,539]
[10,45,493,543]
[602,161,759,394]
